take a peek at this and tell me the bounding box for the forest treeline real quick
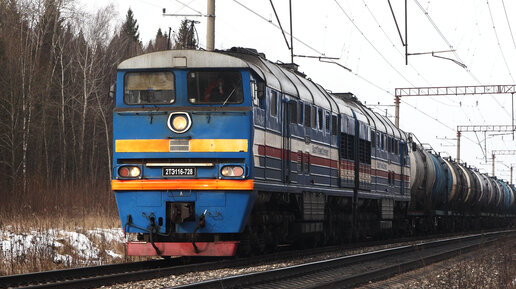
[0,0,195,215]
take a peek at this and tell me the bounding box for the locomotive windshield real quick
[187,71,243,104]
[124,72,175,104]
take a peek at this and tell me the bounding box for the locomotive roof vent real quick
[226,47,266,59]
[333,92,357,101]
[276,61,307,78]
[334,92,364,105]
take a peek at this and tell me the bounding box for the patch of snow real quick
[53,253,74,265]
[106,249,123,259]
[86,228,125,243]
[0,227,125,267]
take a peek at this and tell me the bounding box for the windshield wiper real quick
[222,88,236,106]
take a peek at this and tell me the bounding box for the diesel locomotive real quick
[111,48,515,256]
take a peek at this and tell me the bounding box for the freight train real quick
[111,48,515,256]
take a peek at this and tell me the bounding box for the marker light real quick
[167,112,192,133]
[118,166,141,178]
[221,166,244,177]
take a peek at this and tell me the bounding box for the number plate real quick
[162,167,196,177]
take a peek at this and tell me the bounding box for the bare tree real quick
[0,0,142,215]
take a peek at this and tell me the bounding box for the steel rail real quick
[0,257,199,289]
[172,230,514,289]
[0,241,372,288]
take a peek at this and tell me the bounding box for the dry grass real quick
[426,236,516,288]
[0,181,130,276]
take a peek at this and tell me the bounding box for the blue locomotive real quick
[112,48,515,256]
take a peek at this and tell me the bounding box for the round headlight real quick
[118,166,141,178]
[172,115,188,131]
[167,112,191,133]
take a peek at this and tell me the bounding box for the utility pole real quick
[456,131,461,162]
[404,0,407,65]
[289,0,294,64]
[456,125,516,162]
[394,95,400,127]
[162,0,215,51]
[492,153,496,176]
[394,84,516,128]
[491,150,516,179]
[206,0,215,51]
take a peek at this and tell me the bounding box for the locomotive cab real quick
[112,50,256,256]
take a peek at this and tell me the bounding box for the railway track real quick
[1,230,511,288]
[0,242,357,289]
[0,257,206,289]
[172,230,515,289]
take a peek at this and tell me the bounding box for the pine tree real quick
[174,19,197,49]
[154,28,169,51]
[122,8,140,43]
[120,8,142,58]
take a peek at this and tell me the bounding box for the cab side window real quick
[325,112,330,132]
[304,105,311,127]
[318,109,323,130]
[289,101,297,124]
[270,91,277,116]
[297,102,304,124]
[311,107,316,128]
[331,115,338,135]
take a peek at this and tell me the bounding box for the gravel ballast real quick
[99,236,516,289]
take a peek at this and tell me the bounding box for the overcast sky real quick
[85,0,516,181]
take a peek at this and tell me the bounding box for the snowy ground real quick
[0,226,126,272]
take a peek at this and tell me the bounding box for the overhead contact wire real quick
[233,0,325,56]
[414,0,511,118]
[501,0,516,52]
[333,0,415,86]
[486,0,515,83]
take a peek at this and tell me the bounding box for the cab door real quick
[265,90,282,182]
[282,99,296,183]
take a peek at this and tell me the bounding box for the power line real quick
[232,0,325,56]
[227,0,498,154]
[349,70,480,146]
[333,0,415,86]
[338,0,477,126]
[413,0,511,118]
[360,1,481,126]
[486,0,515,83]
[484,0,515,119]
[405,11,485,121]
[361,0,431,85]
[501,0,516,52]
[327,1,481,144]
[412,0,472,77]
[171,0,203,16]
